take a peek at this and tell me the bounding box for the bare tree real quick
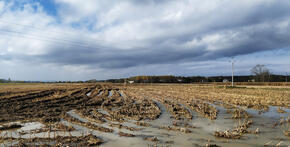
[251,64,271,82]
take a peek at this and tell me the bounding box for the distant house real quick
[128,81,134,84]
[248,79,255,82]
[177,79,183,82]
[223,79,229,83]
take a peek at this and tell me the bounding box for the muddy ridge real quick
[0,83,289,146]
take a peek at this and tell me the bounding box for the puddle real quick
[62,111,151,146]
[1,104,289,147]
[0,121,73,147]
[97,90,103,96]
[20,122,45,132]
[67,110,134,134]
[67,110,89,123]
[97,108,111,116]
[108,90,113,98]
[246,106,290,119]
[86,91,92,96]
[0,122,45,137]
[118,91,126,98]
[151,100,173,126]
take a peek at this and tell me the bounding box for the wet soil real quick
[0,83,289,146]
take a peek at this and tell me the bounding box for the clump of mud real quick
[214,120,253,139]
[227,108,251,119]
[187,100,218,120]
[0,124,22,131]
[12,134,103,146]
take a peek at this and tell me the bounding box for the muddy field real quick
[0,83,289,147]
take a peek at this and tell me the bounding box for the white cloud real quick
[0,0,289,80]
[0,1,57,55]
[0,1,4,12]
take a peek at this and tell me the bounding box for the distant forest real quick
[106,75,289,83]
[1,75,289,83]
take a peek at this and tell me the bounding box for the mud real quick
[0,83,289,146]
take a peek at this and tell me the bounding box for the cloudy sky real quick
[0,0,290,81]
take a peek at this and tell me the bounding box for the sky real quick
[0,0,290,81]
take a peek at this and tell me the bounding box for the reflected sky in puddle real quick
[0,102,289,147]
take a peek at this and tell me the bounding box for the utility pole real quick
[286,72,288,82]
[231,57,235,87]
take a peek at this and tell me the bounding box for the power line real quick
[0,19,136,48]
[0,25,96,47]
[0,29,97,49]
[0,19,71,36]
[0,27,135,52]
[0,30,123,55]
[0,19,99,44]
[0,29,149,54]
[0,19,148,51]
[0,19,97,45]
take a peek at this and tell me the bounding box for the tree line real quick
[0,64,288,83]
[107,65,288,83]
[106,75,289,83]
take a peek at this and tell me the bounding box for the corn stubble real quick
[0,83,289,146]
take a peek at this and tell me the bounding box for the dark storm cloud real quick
[31,11,290,70]
[35,44,207,69]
